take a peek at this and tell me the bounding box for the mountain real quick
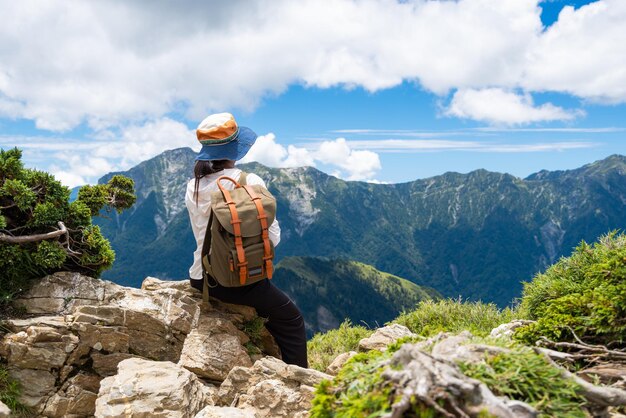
[272,256,440,336]
[94,148,626,306]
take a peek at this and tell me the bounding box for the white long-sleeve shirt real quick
[185,168,281,280]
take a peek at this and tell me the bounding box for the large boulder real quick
[95,358,214,418]
[178,314,252,381]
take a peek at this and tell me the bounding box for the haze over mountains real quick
[95,148,626,307]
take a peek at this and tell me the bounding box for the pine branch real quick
[0,221,68,244]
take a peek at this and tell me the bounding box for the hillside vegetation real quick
[308,232,626,416]
[272,256,440,336]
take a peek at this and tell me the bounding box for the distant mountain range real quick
[94,148,626,306]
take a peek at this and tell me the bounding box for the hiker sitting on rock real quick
[186,112,308,368]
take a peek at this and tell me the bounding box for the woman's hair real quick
[193,160,230,205]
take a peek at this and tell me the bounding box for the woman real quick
[185,112,308,368]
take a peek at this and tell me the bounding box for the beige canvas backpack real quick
[201,172,277,301]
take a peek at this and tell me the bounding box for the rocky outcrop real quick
[95,358,214,418]
[1,272,279,417]
[218,356,331,418]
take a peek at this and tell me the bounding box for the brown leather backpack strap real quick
[242,185,274,279]
[217,176,248,285]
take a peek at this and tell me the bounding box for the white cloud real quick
[242,135,381,181]
[343,139,596,153]
[51,171,86,189]
[315,138,381,181]
[446,88,583,125]
[0,0,623,129]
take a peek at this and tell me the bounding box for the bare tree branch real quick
[534,348,626,407]
[0,221,67,244]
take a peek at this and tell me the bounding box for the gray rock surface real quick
[218,356,331,417]
[358,323,416,351]
[95,358,214,418]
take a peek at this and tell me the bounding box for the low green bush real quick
[307,320,373,372]
[459,343,586,417]
[310,349,394,418]
[516,231,626,346]
[393,298,518,337]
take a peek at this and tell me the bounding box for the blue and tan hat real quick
[195,112,258,161]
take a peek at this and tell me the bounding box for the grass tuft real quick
[307,320,373,372]
[393,298,518,338]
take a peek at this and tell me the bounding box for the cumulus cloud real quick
[241,135,381,181]
[16,117,196,187]
[446,88,583,125]
[0,0,624,129]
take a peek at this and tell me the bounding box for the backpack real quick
[200,172,277,302]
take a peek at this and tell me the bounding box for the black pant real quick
[190,278,308,368]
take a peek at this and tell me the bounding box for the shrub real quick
[516,231,626,346]
[459,343,586,417]
[310,348,395,417]
[0,148,135,308]
[307,320,373,372]
[393,298,518,338]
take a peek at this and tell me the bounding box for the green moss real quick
[307,320,374,372]
[393,299,518,338]
[516,231,626,346]
[459,344,586,417]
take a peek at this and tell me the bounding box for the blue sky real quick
[0,0,624,185]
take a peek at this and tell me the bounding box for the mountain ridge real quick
[93,148,626,306]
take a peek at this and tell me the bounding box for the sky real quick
[0,0,624,185]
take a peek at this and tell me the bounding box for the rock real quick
[431,331,509,364]
[43,373,100,417]
[95,358,214,418]
[326,351,357,375]
[72,305,183,362]
[194,406,256,418]
[8,368,56,410]
[218,357,331,417]
[358,324,416,351]
[490,320,536,339]
[4,273,277,417]
[179,315,252,381]
[13,271,110,314]
[0,400,10,417]
[91,352,136,377]
[0,325,78,371]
